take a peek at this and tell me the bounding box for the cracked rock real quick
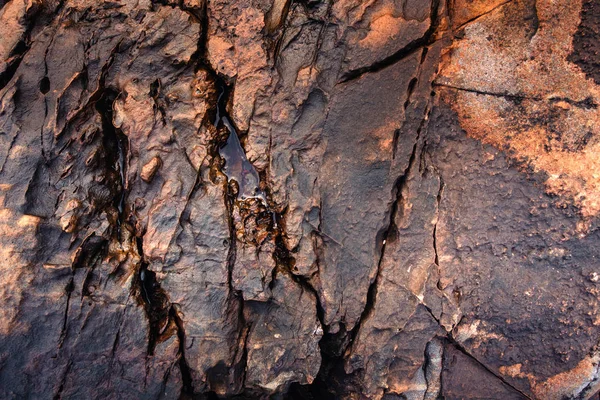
[2,0,600,399]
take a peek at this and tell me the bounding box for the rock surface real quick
[0,0,600,399]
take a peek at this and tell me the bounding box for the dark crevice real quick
[338,0,441,83]
[292,105,428,400]
[40,39,51,162]
[437,83,599,109]
[52,360,72,400]
[171,306,195,396]
[73,234,108,297]
[54,40,122,141]
[273,222,326,333]
[177,4,260,396]
[433,222,440,266]
[349,134,420,342]
[268,0,294,68]
[149,78,167,126]
[213,75,257,397]
[198,0,209,60]
[393,74,420,161]
[403,77,419,110]
[57,277,75,349]
[445,337,533,400]
[72,234,107,271]
[222,181,251,395]
[39,76,50,94]
[433,82,543,102]
[349,75,440,349]
[215,77,266,204]
[422,303,442,328]
[432,172,443,293]
[94,88,128,239]
[391,128,401,161]
[268,188,335,397]
[135,238,172,357]
[229,308,250,394]
[296,23,443,396]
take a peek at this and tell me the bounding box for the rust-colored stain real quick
[532,353,600,399]
[439,0,600,223]
[450,0,510,28]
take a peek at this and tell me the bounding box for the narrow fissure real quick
[445,337,533,399]
[134,238,172,358]
[452,0,515,31]
[40,41,51,162]
[338,0,441,83]
[293,27,446,398]
[52,360,73,400]
[57,277,74,349]
[432,173,443,291]
[170,306,195,396]
[290,106,426,399]
[432,82,543,102]
[350,130,421,344]
[94,88,129,239]
[348,51,441,357]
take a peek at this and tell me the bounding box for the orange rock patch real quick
[438,0,600,222]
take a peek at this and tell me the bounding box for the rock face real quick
[1,0,600,399]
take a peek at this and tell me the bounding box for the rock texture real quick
[1,0,600,399]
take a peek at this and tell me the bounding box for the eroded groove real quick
[528,0,539,40]
[338,0,441,83]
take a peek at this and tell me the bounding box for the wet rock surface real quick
[1,0,600,399]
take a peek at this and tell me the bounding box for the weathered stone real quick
[1,0,600,398]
